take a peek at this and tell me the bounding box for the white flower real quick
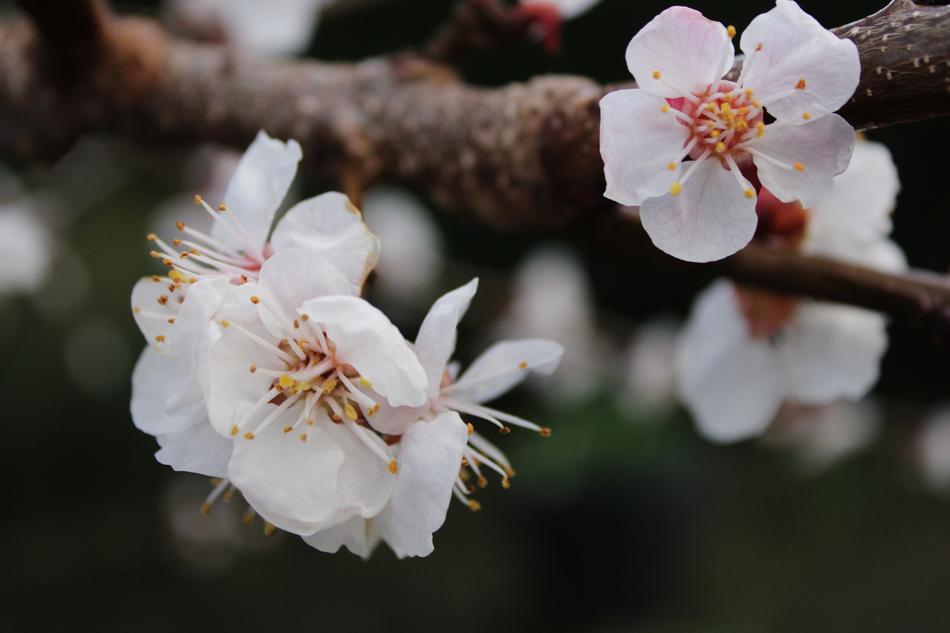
[495,246,601,402]
[918,407,950,493]
[168,0,326,56]
[521,0,601,21]
[600,1,859,262]
[201,248,427,536]
[677,140,902,443]
[362,186,444,302]
[304,279,564,559]
[0,205,53,295]
[622,318,679,414]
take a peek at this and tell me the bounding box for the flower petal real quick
[257,248,355,337]
[156,422,232,478]
[447,339,564,404]
[803,140,900,248]
[171,278,233,388]
[270,192,381,289]
[302,516,379,559]
[640,158,757,262]
[300,295,428,407]
[677,281,783,443]
[131,346,206,437]
[749,114,854,208]
[319,418,396,522]
[212,130,302,253]
[415,278,479,399]
[375,411,469,558]
[131,276,183,352]
[740,0,859,121]
[600,89,689,206]
[228,409,345,535]
[777,302,887,404]
[625,6,733,97]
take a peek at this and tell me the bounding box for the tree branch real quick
[1,0,949,328]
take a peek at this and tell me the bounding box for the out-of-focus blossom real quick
[518,0,602,53]
[767,400,882,473]
[65,316,133,400]
[0,205,53,296]
[918,407,950,493]
[167,0,326,56]
[495,246,600,402]
[622,318,679,414]
[677,140,902,443]
[362,187,444,302]
[600,1,859,262]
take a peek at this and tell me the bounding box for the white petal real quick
[541,0,601,20]
[300,295,428,407]
[270,192,381,289]
[0,207,52,294]
[375,411,468,558]
[319,419,395,522]
[212,130,302,253]
[415,279,479,399]
[803,140,900,248]
[625,6,733,97]
[156,423,232,478]
[448,339,564,404]
[302,517,379,559]
[640,158,757,262]
[131,346,205,437]
[677,281,783,443]
[750,115,854,208]
[740,0,859,121]
[364,402,426,436]
[170,278,233,387]
[777,302,887,404]
[600,89,689,206]
[131,276,183,352]
[257,248,355,337]
[228,410,345,535]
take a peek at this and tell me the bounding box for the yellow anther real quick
[502,477,511,489]
[220,320,231,328]
[505,466,517,478]
[306,417,315,426]
[200,502,211,515]
[755,42,763,51]
[744,188,755,199]
[282,425,293,433]
[720,102,732,114]
[793,162,805,172]
[388,459,399,474]
[244,432,255,440]
[467,422,474,436]
[367,404,380,416]
[518,361,528,369]
[133,306,142,314]
[157,295,168,306]
[343,403,359,420]
[322,377,339,394]
[249,364,257,373]
[263,523,277,537]
[240,509,255,526]
[155,335,166,343]
[468,500,482,512]
[752,99,762,108]
[249,295,260,304]
[660,104,670,113]
[744,88,754,97]
[715,142,726,153]
[795,78,807,90]
[709,129,720,138]
[358,376,373,388]
[175,221,185,231]
[802,111,812,120]
[667,162,676,171]
[477,476,488,488]
[193,194,203,205]
[293,319,300,329]
[705,102,717,111]
[217,203,228,212]
[168,269,187,283]
[230,424,239,436]
[299,433,308,443]
[300,314,310,321]
[670,182,682,196]
[222,489,234,503]
[651,70,661,79]
[539,427,552,438]
[151,275,161,282]
[278,374,296,390]
[167,318,175,324]
[756,122,766,137]
[726,25,736,39]
[500,426,511,435]
[146,232,157,241]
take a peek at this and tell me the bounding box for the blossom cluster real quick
[130,131,563,558]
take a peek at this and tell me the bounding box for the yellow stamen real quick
[726,25,736,38]
[667,162,676,171]
[193,194,203,205]
[539,427,552,438]
[715,142,727,153]
[744,188,755,199]
[660,104,670,113]
[793,162,805,172]
[651,70,661,79]
[388,459,399,474]
[802,111,812,120]
[230,424,239,436]
[795,78,807,90]
[244,432,255,440]
[670,182,682,196]
[468,500,482,512]
[343,403,359,420]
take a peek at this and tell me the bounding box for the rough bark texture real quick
[1,0,949,328]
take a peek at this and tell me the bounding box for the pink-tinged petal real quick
[447,339,563,404]
[300,295,428,407]
[640,158,757,263]
[303,517,380,559]
[804,140,900,248]
[740,0,859,121]
[131,276,184,352]
[156,423,232,478]
[212,130,302,253]
[677,281,784,443]
[778,302,887,404]
[365,401,426,436]
[749,115,854,208]
[625,7,733,97]
[600,89,689,206]
[319,419,395,522]
[375,411,469,558]
[415,279,479,399]
[131,347,206,437]
[228,409,345,535]
[257,248,355,337]
[270,192,381,289]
